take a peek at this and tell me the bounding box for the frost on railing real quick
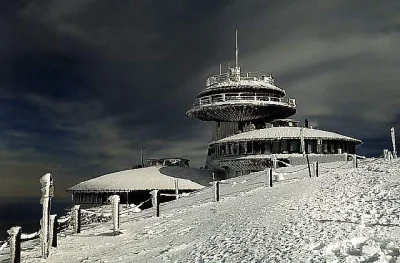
[206,72,276,87]
[191,92,296,108]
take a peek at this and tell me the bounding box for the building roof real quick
[213,127,362,144]
[67,166,213,192]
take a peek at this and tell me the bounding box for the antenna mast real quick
[235,29,239,68]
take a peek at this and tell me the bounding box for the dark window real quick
[246,141,253,154]
[289,140,300,153]
[272,140,280,154]
[239,142,246,155]
[254,141,261,154]
[281,140,288,154]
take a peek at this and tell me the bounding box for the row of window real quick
[208,139,356,157]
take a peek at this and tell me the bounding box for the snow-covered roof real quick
[213,127,362,144]
[67,166,213,192]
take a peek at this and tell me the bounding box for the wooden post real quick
[352,154,358,168]
[40,173,53,259]
[174,179,179,200]
[214,181,220,202]
[109,195,120,233]
[8,226,21,263]
[315,161,319,177]
[49,214,58,248]
[151,190,160,217]
[73,205,81,234]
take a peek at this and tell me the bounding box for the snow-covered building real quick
[186,31,362,178]
[67,158,214,205]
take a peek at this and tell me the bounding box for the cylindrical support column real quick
[73,205,81,234]
[8,226,21,263]
[109,195,120,233]
[174,179,179,200]
[214,181,220,202]
[49,214,58,248]
[151,190,160,217]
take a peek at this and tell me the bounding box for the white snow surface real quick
[215,126,361,144]
[67,166,214,192]
[2,159,400,262]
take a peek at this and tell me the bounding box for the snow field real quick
[1,159,400,262]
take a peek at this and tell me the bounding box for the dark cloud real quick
[0,0,399,197]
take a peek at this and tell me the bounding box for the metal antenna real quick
[235,29,239,68]
[219,63,222,74]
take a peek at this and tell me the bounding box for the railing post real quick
[174,179,179,200]
[214,181,220,202]
[151,190,160,217]
[8,226,21,263]
[109,195,120,234]
[73,205,81,234]
[315,161,319,177]
[49,214,58,248]
[352,154,358,168]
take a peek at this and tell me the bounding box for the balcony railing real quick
[191,93,296,108]
[205,72,276,88]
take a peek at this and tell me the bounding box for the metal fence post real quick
[315,161,319,177]
[353,154,358,168]
[174,179,179,200]
[214,181,220,202]
[8,226,21,263]
[269,168,273,187]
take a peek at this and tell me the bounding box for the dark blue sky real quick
[0,0,399,197]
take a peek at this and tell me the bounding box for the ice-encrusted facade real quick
[186,31,362,178]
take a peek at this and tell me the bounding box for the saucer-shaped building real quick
[187,31,362,178]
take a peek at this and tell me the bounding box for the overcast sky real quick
[0,0,399,198]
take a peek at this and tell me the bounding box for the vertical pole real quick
[315,161,319,177]
[109,195,120,234]
[126,192,129,207]
[151,190,160,217]
[49,214,58,248]
[214,181,220,202]
[8,226,21,263]
[353,154,358,168]
[40,173,52,259]
[174,179,179,200]
[73,205,81,234]
[235,29,239,68]
[269,168,273,187]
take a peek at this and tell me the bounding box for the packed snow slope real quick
[3,159,400,263]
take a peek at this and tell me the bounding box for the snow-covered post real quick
[49,214,58,248]
[383,149,389,160]
[73,205,81,234]
[391,127,397,159]
[352,154,358,168]
[8,226,21,263]
[388,151,393,161]
[109,195,120,234]
[214,181,220,202]
[151,190,160,217]
[272,155,277,170]
[174,179,179,200]
[40,173,53,259]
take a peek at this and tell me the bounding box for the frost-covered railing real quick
[206,72,276,87]
[191,93,296,108]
